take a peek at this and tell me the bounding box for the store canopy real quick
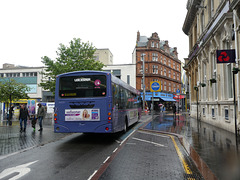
[160,97,176,102]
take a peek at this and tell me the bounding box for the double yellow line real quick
[170,135,195,179]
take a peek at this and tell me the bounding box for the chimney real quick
[137,31,140,42]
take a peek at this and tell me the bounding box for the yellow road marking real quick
[170,135,193,175]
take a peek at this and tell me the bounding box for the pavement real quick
[0,119,71,158]
[1,112,239,179]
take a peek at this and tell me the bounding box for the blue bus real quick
[54,71,142,133]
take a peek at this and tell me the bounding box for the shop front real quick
[141,92,176,111]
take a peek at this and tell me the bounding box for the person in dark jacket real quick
[37,103,45,131]
[19,104,30,132]
[172,104,177,119]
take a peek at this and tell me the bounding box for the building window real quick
[173,83,176,92]
[203,107,205,116]
[151,42,154,47]
[164,68,166,76]
[152,53,158,61]
[164,81,166,91]
[164,57,166,65]
[141,53,145,61]
[127,75,130,85]
[225,108,229,120]
[173,72,176,79]
[161,67,163,75]
[169,82,171,91]
[0,73,3,77]
[177,74,179,80]
[201,11,205,33]
[153,65,158,74]
[212,107,215,117]
[161,56,163,63]
[169,70,171,78]
[177,64,179,71]
[168,59,171,66]
[173,62,175,69]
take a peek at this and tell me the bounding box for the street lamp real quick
[141,53,146,111]
[194,86,199,121]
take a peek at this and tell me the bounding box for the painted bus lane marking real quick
[0,160,38,180]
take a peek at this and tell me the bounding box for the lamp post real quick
[141,53,146,111]
[194,86,199,121]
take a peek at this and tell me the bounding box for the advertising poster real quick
[65,109,100,121]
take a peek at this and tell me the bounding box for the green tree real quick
[40,38,105,93]
[0,78,30,108]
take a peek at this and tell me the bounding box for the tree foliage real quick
[40,38,105,93]
[0,78,30,104]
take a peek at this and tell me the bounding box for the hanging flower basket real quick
[194,86,198,91]
[200,83,206,87]
[210,78,216,83]
[210,78,216,87]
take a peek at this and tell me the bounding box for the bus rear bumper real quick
[54,123,113,133]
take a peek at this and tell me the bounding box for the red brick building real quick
[132,31,182,108]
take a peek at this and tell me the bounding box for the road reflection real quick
[143,111,240,179]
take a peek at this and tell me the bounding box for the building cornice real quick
[182,0,202,35]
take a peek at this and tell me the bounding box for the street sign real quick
[216,49,236,63]
[150,81,161,92]
[176,89,180,94]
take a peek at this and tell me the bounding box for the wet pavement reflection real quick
[143,111,240,180]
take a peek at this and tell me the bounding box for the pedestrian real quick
[161,105,165,112]
[172,104,176,119]
[31,114,37,131]
[19,104,30,133]
[37,103,45,131]
[8,105,14,126]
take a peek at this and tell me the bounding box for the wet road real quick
[144,111,240,180]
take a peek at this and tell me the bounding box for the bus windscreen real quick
[59,75,107,98]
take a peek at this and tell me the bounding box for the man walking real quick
[172,104,177,120]
[37,103,45,131]
[19,104,30,132]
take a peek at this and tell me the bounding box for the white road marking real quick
[87,170,98,180]
[138,130,169,138]
[132,137,167,147]
[113,148,118,153]
[103,156,110,164]
[120,130,136,145]
[0,160,38,180]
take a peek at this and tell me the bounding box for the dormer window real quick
[151,42,154,47]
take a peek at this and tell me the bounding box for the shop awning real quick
[160,97,176,102]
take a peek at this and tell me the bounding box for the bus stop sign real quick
[150,81,161,92]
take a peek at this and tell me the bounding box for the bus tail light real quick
[107,112,112,123]
[54,113,57,123]
[105,127,109,131]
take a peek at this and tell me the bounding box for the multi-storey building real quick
[183,0,240,133]
[132,31,182,110]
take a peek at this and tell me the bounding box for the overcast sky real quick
[0,0,188,68]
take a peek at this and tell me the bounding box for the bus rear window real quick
[59,75,107,98]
